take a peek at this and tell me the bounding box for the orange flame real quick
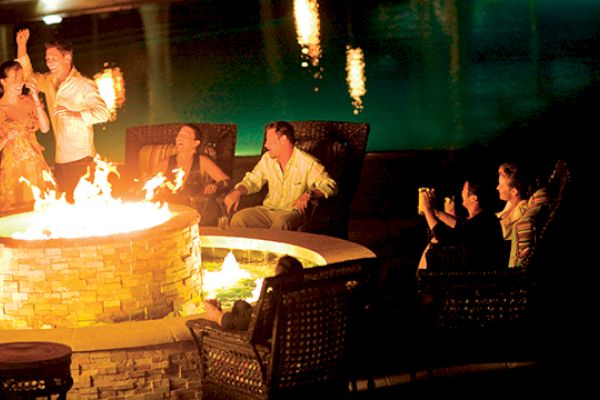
[14,155,174,240]
[94,63,126,122]
[141,168,185,201]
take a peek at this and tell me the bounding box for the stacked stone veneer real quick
[0,206,202,329]
[70,341,202,400]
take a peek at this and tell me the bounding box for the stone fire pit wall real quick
[0,227,377,399]
[0,206,201,330]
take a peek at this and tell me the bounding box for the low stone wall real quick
[71,341,202,400]
[1,229,375,399]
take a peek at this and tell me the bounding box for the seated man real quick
[224,121,337,230]
[419,174,506,271]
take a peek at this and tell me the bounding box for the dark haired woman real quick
[0,60,52,212]
[153,124,231,225]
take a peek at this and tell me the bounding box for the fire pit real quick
[0,203,368,331]
[0,204,202,330]
[0,217,375,398]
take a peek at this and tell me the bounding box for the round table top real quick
[0,341,72,370]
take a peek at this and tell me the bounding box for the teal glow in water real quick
[17,0,600,162]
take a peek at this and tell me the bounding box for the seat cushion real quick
[138,144,176,177]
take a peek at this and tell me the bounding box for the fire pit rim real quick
[0,204,199,248]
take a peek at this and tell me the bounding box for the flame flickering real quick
[13,155,172,240]
[346,46,367,114]
[294,0,323,81]
[94,63,126,121]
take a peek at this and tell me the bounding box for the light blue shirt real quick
[236,147,337,211]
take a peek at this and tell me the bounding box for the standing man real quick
[15,29,110,201]
[224,121,337,230]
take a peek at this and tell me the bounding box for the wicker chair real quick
[124,122,237,181]
[415,160,571,368]
[186,257,379,400]
[241,121,370,239]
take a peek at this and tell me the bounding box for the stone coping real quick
[198,226,376,264]
[1,228,375,352]
[0,315,199,352]
[0,204,199,247]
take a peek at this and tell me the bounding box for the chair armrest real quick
[186,318,271,397]
[186,318,251,345]
[300,196,348,237]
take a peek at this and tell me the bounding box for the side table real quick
[0,341,73,400]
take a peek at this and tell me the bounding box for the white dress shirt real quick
[18,55,110,163]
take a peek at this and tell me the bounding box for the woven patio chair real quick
[124,122,237,181]
[186,257,379,400]
[415,160,572,369]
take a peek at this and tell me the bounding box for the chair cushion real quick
[509,188,549,267]
[138,144,176,177]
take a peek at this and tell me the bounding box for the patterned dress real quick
[0,107,52,212]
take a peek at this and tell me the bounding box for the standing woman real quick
[0,60,52,212]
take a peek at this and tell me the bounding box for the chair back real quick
[519,159,571,269]
[247,258,376,344]
[124,123,237,179]
[415,160,572,368]
[257,121,370,238]
[242,258,377,396]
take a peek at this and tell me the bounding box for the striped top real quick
[18,55,110,163]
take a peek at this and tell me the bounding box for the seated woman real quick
[203,255,304,330]
[153,124,230,226]
[419,174,506,271]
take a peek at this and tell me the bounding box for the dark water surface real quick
[17,0,600,162]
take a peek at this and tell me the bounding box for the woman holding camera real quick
[0,60,52,213]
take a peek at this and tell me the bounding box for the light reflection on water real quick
[201,246,317,309]
[15,0,600,161]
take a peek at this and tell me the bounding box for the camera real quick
[418,187,431,215]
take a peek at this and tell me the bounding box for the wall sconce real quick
[94,63,126,121]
